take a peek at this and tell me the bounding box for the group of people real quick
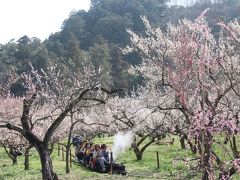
[74,140,110,172]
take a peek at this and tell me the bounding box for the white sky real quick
[0,0,91,44]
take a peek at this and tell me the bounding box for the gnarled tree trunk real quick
[201,131,213,180]
[131,135,157,161]
[37,145,58,180]
[1,144,20,165]
[24,145,33,171]
[132,144,143,160]
[180,135,186,149]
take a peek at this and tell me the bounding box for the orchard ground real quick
[0,136,239,180]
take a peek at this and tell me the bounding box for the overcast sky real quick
[0,0,90,44]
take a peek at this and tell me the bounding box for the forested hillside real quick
[0,0,239,94]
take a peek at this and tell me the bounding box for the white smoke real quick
[112,131,134,161]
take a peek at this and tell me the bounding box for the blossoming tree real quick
[106,90,175,160]
[0,62,118,180]
[124,10,240,179]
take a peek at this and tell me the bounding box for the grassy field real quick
[0,136,239,180]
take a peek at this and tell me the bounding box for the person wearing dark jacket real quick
[98,144,109,172]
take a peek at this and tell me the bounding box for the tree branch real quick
[0,123,24,134]
[43,87,119,144]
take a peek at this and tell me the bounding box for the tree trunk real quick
[66,115,73,174]
[136,153,143,160]
[65,116,81,174]
[132,143,143,161]
[49,143,54,155]
[180,136,186,149]
[38,146,58,180]
[188,139,197,154]
[65,145,70,173]
[2,145,19,165]
[9,147,18,165]
[24,147,31,171]
[66,125,72,174]
[201,132,213,180]
[12,155,18,165]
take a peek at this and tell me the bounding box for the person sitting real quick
[97,144,109,172]
[77,142,88,162]
[83,143,91,166]
[72,135,83,161]
[89,144,100,169]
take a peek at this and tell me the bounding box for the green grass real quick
[0,136,240,179]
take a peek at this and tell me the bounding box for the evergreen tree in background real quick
[89,37,113,88]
